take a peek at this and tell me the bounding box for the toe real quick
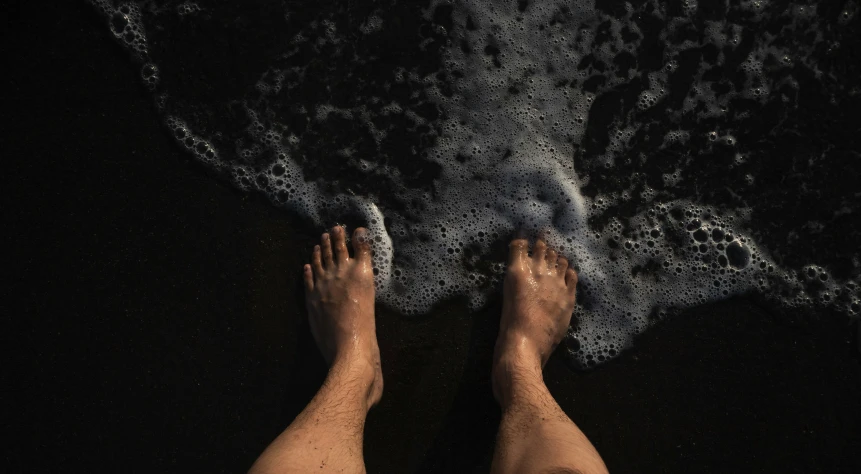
[565,268,579,295]
[508,237,529,268]
[533,238,547,263]
[557,257,569,275]
[352,227,372,262]
[546,248,558,272]
[321,233,334,269]
[303,264,314,292]
[332,225,349,264]
[312,245,324,275]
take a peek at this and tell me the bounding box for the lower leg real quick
[491,237,607,474]
[249,226,382,474]
[492,346,606,474]
[249,357,378,474]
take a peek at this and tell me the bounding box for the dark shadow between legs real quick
[416,296,504,473]
[279,280,329,429]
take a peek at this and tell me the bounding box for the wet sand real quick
[8,3,861,473]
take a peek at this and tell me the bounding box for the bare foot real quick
[492,237,578,405]
[304,225,383,408]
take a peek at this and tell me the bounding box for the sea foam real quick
[90,0,860,366]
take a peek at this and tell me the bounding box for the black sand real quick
[7,3,861,473]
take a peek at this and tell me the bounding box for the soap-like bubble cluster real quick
[92,1,148,59]
[90,0,860,367]
[176,2,200,17]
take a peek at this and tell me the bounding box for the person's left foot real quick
[304,226,383,407]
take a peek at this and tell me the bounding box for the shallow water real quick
[90,0,860,366]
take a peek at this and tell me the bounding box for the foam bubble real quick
[90,0,860,367]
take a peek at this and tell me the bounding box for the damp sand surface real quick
[7,2,861,473]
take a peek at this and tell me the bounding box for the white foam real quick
[90,0,860,366]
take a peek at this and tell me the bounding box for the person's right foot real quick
[492,237,578,404]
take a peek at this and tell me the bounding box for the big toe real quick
[352,227,372,261]
[508,237,529,267]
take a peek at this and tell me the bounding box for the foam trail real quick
[88,0,861,367]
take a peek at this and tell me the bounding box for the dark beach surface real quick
[7,2,861,473]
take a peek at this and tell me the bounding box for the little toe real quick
[321,233,334,269]
[332,225,349,264]
[565,268,579,294]
[352,227,372,262]
[303,264,314,292]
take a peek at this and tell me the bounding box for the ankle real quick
[330,350,382,408]
[492,341,544,407]
[332,345,377,377]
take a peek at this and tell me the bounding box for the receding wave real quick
[89,0,860,366]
